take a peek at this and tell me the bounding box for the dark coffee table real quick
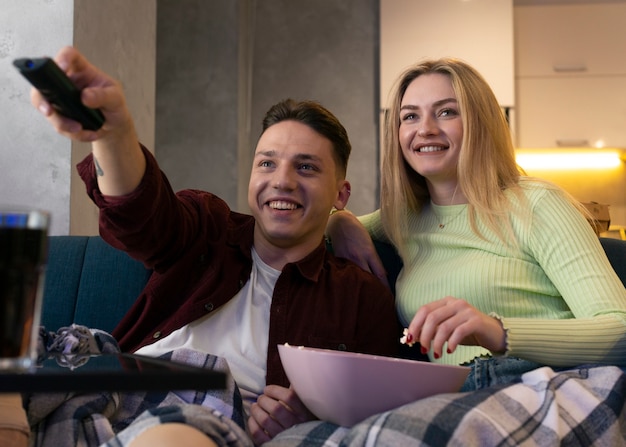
[0,353,226,393]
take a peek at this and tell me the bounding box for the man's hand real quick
[30,46,132,142]
[30,46,145,197]
[326,210,387,284]
[248,385,316,445]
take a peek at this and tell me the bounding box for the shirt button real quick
[204,303,214,312]
[338,344,347,351]
[152,331,161,339]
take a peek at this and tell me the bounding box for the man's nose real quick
[272,166,297,190]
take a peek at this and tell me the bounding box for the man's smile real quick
[267,200,301,210]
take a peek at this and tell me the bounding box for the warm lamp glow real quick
[515,150,623,170]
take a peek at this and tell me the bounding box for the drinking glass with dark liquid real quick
[0,208,49,371]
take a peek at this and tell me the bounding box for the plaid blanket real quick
[267,364,626,447]
[24,325,253,447]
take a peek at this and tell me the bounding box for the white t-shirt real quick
[135,247,279,413]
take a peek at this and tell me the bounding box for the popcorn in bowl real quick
[400,328,416,347]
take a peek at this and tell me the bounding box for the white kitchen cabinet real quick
[515,3,626,78]
[380,0,515,108]
[515,3,626,148]
[516,76,626,148]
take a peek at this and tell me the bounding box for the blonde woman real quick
[328,58,626,384]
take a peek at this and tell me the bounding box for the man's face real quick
[248,120,349,252]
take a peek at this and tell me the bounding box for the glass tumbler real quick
[0,208,49,371]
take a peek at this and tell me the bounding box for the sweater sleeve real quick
[358,209,388,241]
[503,187,626,367]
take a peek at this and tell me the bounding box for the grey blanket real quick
[267,364,626,447]
[25,326,626,446]
[25,325,253,447]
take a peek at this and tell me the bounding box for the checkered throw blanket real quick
[24,325,253,447]
[267,364,626,447]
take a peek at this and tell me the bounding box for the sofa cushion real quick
[600,237,626,287]
[42,236,89,331]
[41,236,626,338]
[42,236,152,333]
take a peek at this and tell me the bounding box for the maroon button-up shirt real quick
[78,147,399,387]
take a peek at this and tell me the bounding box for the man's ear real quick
[333,180,351,210]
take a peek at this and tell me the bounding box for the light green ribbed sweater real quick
[361,181,626,367]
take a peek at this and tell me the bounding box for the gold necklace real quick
[430,186,466,229]
[432,205,465,229]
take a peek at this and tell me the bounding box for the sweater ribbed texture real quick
[361,181,626,367]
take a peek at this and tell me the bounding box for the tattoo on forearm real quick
[93,156,104,177]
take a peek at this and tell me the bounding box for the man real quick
[14,46,398,447]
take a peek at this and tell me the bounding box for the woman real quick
[328,57,626,385]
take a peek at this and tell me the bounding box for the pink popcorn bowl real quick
[278,343,470,427]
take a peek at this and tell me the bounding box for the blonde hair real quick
[380,58,589,259]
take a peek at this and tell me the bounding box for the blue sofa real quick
[41,236,151,333]
[41,235,626,336]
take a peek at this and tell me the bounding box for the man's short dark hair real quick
[261,99,351,178]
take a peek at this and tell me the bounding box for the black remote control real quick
[13,57,105,131]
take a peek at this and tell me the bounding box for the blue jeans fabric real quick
[460,356,626,392]
[460,356,543,392]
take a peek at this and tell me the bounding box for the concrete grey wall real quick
[1,0,378,235]
[1,0,74,236]
[155,0,240,207]
[70,1,157,235]
[156,0,380,216]
[0,0,155,236]
[247,0,380,216]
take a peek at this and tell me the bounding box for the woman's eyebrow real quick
[400,97,458,111]
[434,98,458,107]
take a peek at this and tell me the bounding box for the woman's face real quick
[398,73,464,189]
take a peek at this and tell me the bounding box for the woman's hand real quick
[248,385,316,445]
[326,210,387,283]
[406,296,506,358]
